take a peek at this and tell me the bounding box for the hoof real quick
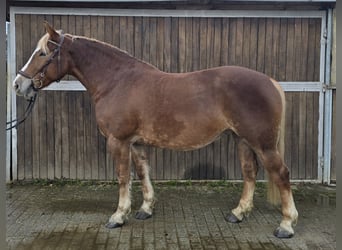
[105,222,124,229]
[273,227,294,238]
[135,210,152,220]
[225,213,242,223]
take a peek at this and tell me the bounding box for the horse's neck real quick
[69,37,155,101]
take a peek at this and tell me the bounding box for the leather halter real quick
[18,34,65,91]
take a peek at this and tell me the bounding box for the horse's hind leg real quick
[132,145,155,220]
[226,140,258,223]
[259,149,298,238]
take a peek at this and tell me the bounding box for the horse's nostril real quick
[13,82,19,91]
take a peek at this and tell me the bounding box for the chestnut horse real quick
[13,22,298,238]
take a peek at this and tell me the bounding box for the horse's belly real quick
[137,125,227,151]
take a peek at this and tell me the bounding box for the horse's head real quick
[13,22,70,100]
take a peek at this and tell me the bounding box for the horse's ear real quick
[44,21,60,41]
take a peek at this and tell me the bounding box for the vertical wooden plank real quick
[126,16,134,55]
[235,18,243,67]
[271,18,280,79]
[199,18,207,70]
[119,16,127,51]
[213,18,222,67]
[242,18,250,68]
[142,17,150,63]
[330,91,336,181]
[278,19,288,81]
[228,18,236,66]
[156,17,165,70]
[112,16,120,47]
[39,91,48,179]
[185,17,193,72]
[206,18,214,68]
[305,93,314,179]
[170,17,178,72]
[294,18,302,81]
[178,17,186,73]
[53,90,62,179]
[284,93,293,177]
[61,92,69,179]
[300,19,309,81]
[46,92,55,180]
[291,93,300,179]
[220,133,228,180]
[313,19,321,81]
[170,150,178,180]
[307,18,316,81]
[285,19,295,81]
[256,18,266,73]
[192,17,200,71]
[134,17,142,60]
[163,17,171,72]
[103,16,112,44]
[264,18,273,77]
[163,148,171,180]
[220,18,229,67]
[206,144,214,180]
[83,92,92,180]
[68,91,77,179]
[149,17,157,66]
[312,92,319,178]
[249,18,258,71]
[298,93,307,179]
[177,151,185,180]
[213,139,221,180]
[227,134,236,180]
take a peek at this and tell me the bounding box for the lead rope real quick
[6,94,37,131]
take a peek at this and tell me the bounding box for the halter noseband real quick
[18,34,65,91]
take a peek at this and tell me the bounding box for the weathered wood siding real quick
[15,14,321,181]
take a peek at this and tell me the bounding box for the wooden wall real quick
[14,14,321,181]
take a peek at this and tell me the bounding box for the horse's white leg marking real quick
[132,146,155,217]
[231,141,257,220]
[109,174,132,225]
[139,161,154,214]
[107,136,132,226]
[279,189,298,234]
[232,181,255,220]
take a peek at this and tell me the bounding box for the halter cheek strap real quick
[18,33,65,90]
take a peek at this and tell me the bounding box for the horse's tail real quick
[267,79,286,206]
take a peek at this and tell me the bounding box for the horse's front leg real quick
[226,140,258,223]
[106,136,132,228]
[132,146,155,220]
